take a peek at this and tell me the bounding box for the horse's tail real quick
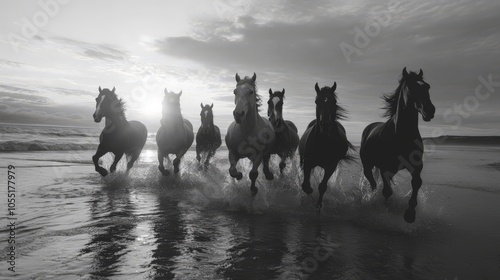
[341,140,357,163]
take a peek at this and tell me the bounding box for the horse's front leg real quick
[204,149,214,170]
[249,156,264,195]
[262,153,274,180]
[174,150,188,174]
[301,161,313,194]
[158,150,170,176]
[228,149,242,180]
[317,164,336,212]
[92,147,109,176]
[110,152,124,173]
[405,167,423,223]
[380,168,395,200]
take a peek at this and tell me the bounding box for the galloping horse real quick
[267,88,299,174]
[92,87,147,176]
[156,89,194,176]
[299,82,353,211]
[196,103,222,170]
[225,73,275,194]
[360,68,435,223]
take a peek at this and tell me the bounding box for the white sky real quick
[1,0,499,141]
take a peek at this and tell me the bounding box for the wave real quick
[0,140,98,152]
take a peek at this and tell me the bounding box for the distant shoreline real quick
[423,136,500,146]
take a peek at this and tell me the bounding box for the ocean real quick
[0,123,499,279]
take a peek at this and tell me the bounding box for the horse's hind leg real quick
[158,150,170,176]
[363,163,377,190]
[110,152,124,173]
[126,150,140,172]
[405,167,422,223]
[196,146,202,163]
[317,165,336,211]
[380,168,395,200]
[228,150,242,180]
[92,147,108,176]
[279,156,286,174]
[262,153,274,180]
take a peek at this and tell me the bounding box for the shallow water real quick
[1,145,499,279]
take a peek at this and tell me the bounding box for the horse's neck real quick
[106,114,128,129]
[161,113,183,128]
[240,108,260,135]
[393,105,420,138]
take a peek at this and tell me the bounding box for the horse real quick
[299,82,353,211]
[196,103,222,170]
[92,87,148,176]
[156,88,194,176]
[360,67,435,223]
[267,88,299,174]
[225,73,275,194]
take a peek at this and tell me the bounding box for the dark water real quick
[0,145,499,279]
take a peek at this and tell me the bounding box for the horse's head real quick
[162,88,182,115]
[93,86,120,123]
[233,72,259,124]
[315,82,339,134]
[267,88,285,127]
[200,103,214,128]
[401,67,435,122]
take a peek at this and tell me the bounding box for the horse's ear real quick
[402,67,408,78]
[112,87,115,93]
[269,88,273,95]
[178,90,182,97]
[332,82,337,92]
[282,88,285,95]
[418,69,423,79]
[235,73,241,83]
[200,103,204,109]
[252,72,256,81]
[99,86,102,93]
[315,82,320,94]
[210,103,214,109]
[164,88,168,95]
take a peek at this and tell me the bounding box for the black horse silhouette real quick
[92,87,147,176]
[196,103,222,170]
[299,82,353,211]
[360,67,435,223]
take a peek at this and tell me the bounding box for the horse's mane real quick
[319,86,348,121]
[237,77,262,110]
[381,71,420,118]
[104,90,127,119]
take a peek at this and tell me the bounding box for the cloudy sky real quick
[0,0,499,141]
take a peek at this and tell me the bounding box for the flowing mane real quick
[381,71,421,118]
[105,90,127,119]
[319,86,348,121]
[237,76,262,109]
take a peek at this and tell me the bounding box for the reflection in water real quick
[81,177,138,278]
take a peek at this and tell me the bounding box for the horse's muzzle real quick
[93,114,102,123]
[233,110,245,124]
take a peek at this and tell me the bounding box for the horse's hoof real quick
[230,171,243,180]
[98,169,108,176]
[110,167,116,173]
[174,166,180,174]
[265,172,274,180]
[251,186,258,195]
[302,185,313,194]
[404,209,416,223]
[158,166,170,176]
